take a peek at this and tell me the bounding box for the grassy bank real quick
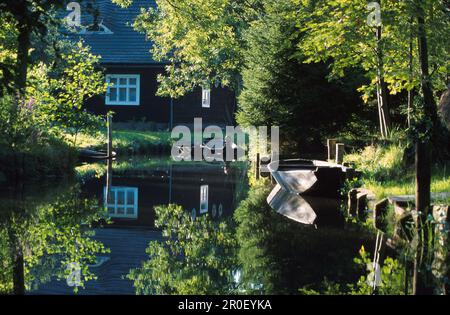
[345,143,450,203]
[68,129,173,155]
[364,167,450,202]
[342,142,450,294]
[0,138,77,182]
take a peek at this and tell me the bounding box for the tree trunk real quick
[16,24,30,96]
[375,16,391,138]
[407,17,414,128]
[13,0,32,115]
[413,0,438,295]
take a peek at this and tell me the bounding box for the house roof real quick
[63,0,158,64]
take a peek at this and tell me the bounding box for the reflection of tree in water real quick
[234,181,373,294]
[227,161,249,210]
[0,182,109,294]
[128,204,238,294]
[128,178,373,295]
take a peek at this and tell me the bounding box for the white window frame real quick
[104,186,138,219]
[202,88,210,108]
[200,185,209,214]
[106,74,140,106]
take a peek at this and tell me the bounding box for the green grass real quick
[344,143,406,181]
[69,121,252,156]
[0,138,78,180]
[114,130,171,145]
[365,173,450,202]
[67,129,173,155]
[112,130,172,154]
[345,144,450,203]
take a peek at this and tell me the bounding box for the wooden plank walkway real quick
[31,228,163,295]
[388,192,450,203]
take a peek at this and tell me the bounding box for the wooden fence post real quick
[336,143,345,164]
[327,139,337,161]
[105,157,113,208]
[374,198,389,231]
[270,150,278,184]
[357,192,368,220]
[348,188,358,217]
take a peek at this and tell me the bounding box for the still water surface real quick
[0,157,373,294]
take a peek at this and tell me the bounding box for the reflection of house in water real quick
[105,186,139,219]
[34,163,243,294]
[170,165,235,222]
[33,228,163,295]
[84,163,239,228]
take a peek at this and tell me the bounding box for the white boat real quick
[267,159,351,197]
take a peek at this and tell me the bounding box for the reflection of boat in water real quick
[267,185,316,224]
[267,184,344,226]
[267,159,351,197]
[174,137,241,162]
[78,149,116,162]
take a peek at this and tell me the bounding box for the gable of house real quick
[63,0,157,64]
[61,0,236,127]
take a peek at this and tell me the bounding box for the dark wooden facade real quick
[85,64,237,127]
[62,0,237,127]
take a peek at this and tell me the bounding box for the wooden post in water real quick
[327,139,337,161]
[107,113,113,159]
[348,188,358,217]
[356,193,368,221]
[374,198,389,231]
[335,143,345,164]
[255,153,260,180]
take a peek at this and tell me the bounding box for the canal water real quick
[0,157,374,295]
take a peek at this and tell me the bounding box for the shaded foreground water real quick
[0,157,376,295]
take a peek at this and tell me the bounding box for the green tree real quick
[411,0,443,295]
[299,246,407,295]
[0,1,67,101]
[294,0,448,293]
[114,0,262,97]
[295,0,449,138]
[0,2,107,179]
[27,41,107,147]
[236,0,372,152]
